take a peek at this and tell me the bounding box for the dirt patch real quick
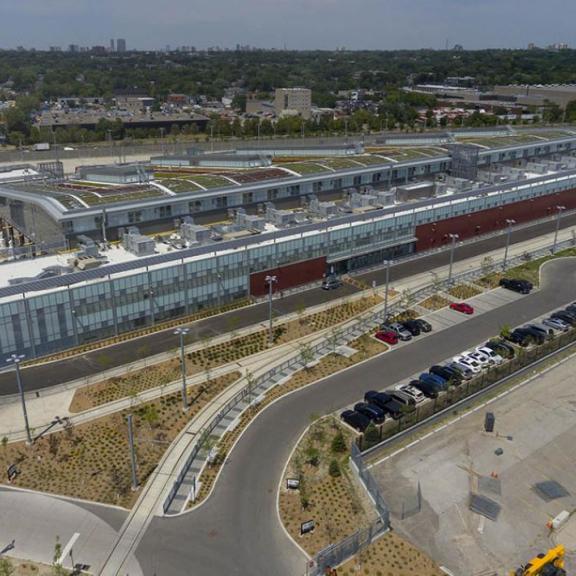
[338,531,443,576]
[419,294,451,311]
[278,418,374,556]
[70,296,381,412]
[0,372,240,508]
[1,556,75,576]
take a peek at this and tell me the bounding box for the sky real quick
[1,0,575,51]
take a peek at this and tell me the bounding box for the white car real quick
[395,384,426,404]
[476,346,503,365]
[463,350,492,367]
[452,355,482,373]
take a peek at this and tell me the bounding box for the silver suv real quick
[383,322,413,341]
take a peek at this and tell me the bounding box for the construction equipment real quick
[511,545,566,576]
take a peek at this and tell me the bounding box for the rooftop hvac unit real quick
[122,228,156,256]
[180,222,211,244]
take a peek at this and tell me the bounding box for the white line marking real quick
[56,532,80,566]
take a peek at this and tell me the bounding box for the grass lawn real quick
[282,162,332,175]
[188,174,235,189]
[479,248,576,288]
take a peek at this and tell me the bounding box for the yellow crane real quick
[511,545,566,576]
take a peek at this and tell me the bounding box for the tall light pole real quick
[447,233,459,285]
[174,327,190,410]
[553,205,566,253]
[503,219,516,269]
[265,275,278,344]
[6,354,32,444]
[383,259,391,321]
[126,413,138,490]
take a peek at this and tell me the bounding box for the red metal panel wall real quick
[415,188,576,251]
[250,256,327,297]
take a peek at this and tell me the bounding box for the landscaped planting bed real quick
[419,294,451,311]
[0,372,240,508]
[447,283,482,300]
[278,418,374,555]
[69,296,381,412]
[338,532,443,576]
[193,334,387,505]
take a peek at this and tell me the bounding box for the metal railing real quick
[161,234,576,514]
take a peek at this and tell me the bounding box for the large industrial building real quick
[1,129,576,364]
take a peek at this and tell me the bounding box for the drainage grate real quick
[533,481,570,502]
[478,476,502,497]
[469,493,501,521]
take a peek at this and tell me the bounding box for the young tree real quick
[331,431,347,454]
[328,459,341,478]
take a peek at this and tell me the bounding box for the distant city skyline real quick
[0,0,575,51]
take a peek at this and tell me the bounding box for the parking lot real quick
[368,354,576,576]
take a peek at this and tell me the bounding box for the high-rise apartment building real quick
[274,88,312,120]
[116,38,127,52]
[110,39,115,52]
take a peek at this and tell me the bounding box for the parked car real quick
[374,330,399,345]
[506,328,539,347]
[542,317,570,332]
[413,318,433,333]
[411,379,439,399]
[525,323,554,340]
[395,383,426,403]
[499,278,533,294]
[364,391,404,419]
[382,322,413,341]
[400,319,421,336]
[465,349,495,367]
[452,354,482,373]
[551,310,576,326]
[475,346,503,365]
[390,390,417,410]
[321,275,343,290]
[519,325,547,344]
[354,402,386,424]
[484,339,516,359]
[430,365,462,385]
[419,372,448,391]
[447,362,474,380]
[340,409,371,432]
[450,302,474,315]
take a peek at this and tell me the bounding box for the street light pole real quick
[126,413,138,490]
[174,327,190,410]
[503,219,516,269]
[447,233,459,285]
[6,354,32,444]
[265,275,278,344]
[553,205,566,253]
[383,259,391,321]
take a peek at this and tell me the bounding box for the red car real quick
[375,330,399,345]
[450,302,474,315]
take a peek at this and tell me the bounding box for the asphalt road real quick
[1,212,575,396]
[135,258,576,576]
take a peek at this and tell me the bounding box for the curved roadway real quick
[135,258,576,576]
[2,212,576,396]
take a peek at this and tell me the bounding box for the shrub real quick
[363,422,380,447]
[306,446,320,467]
[331,431,347,454]
[329,459,341,478]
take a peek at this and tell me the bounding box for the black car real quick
[430,365,462,385]
[520,325,547,344]
[485,339,516,359]
[340,410,371,432]
[364,391,404,419]
[506,328,539,347]
[413,318,432,333]
[551,310,576,326]
[525,324,553,340]
[499,278,533,294]
[401,319,421,336]
[354,402,386,424]
[322,275,343,290]
[410,379,439,399]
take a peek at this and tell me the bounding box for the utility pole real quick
[553,205,566,253]
[265,275,278,344]
[6,354,32,444]
[503,219,516,269]
[383,259,391,321]
[447,233,459,285]
[126,414,138,490]
[174,327,190,410]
